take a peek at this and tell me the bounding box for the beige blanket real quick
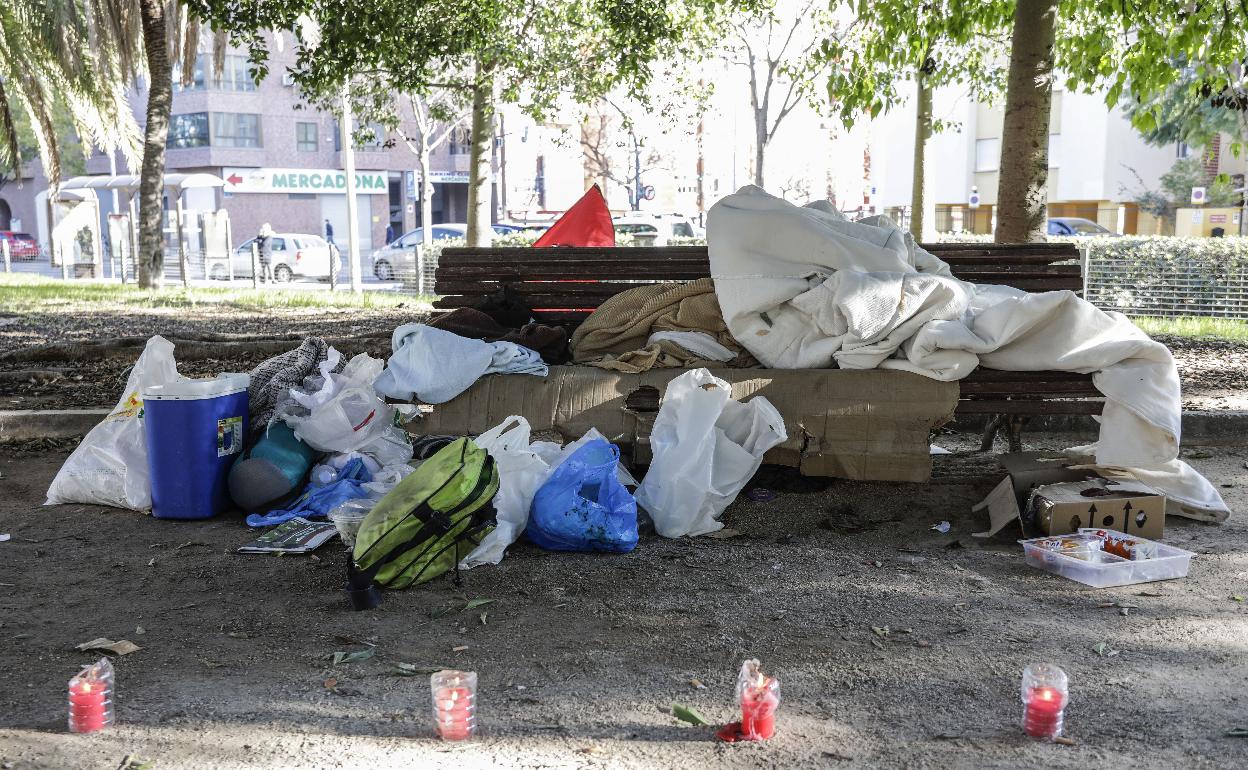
[570,278,758,372]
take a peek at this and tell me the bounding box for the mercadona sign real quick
[222,167,388,194]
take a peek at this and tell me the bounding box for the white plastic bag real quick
[461,416,562,569]
[634,368,787,538]
[46,336,181,510]
[283,350,397,454]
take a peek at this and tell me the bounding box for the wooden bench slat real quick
[959,381,1101,395]
[955,399,1104,415]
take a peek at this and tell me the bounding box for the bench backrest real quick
[433,242,1082,324]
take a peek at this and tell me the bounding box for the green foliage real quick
[191,0,751,122]
[1055,1,1248,141]
[821,0,1014,128]
[1122,68,1244,150]
[1160,157,1239,207]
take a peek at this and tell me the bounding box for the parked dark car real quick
[1047,217,1115,236]
[0,231,41,260]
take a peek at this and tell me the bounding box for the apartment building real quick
[870,86,1234,235]
[0,33,491,256]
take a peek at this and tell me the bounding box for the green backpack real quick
[346,438,499,610]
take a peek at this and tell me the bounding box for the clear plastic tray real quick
[1019,529,1195,588]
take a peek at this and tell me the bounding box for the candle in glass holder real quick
[68,658,114,734]
[737,659,780,741]
[430,670,477,741]
[1021,663,1068,740]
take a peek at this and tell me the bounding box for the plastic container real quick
[327,498,374,547]
[68,657,114,733]
[431,670,477,740]
[143,374,249,520]
[1020,529,1195,588]
[1021,663,1068,740]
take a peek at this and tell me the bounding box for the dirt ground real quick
[1,431,1245,770]
[1,302,1246,412]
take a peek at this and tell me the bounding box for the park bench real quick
[432,242,1100,452]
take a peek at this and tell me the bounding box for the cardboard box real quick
[973,452,1166,539]
[406,366,959,483]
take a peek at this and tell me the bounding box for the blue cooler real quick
[143,374,250,520]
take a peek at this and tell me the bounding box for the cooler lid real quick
[143,373,250,401]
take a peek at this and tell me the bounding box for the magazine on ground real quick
[238,517,340,554]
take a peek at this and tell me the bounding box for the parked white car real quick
[371,224,468,281]
[611,214,702,246]
[215,233,341,282]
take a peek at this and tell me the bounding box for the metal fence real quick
[1083,238,1248,320]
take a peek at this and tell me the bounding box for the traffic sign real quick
[642,185,656,201]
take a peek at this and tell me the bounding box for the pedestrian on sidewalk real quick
[325,219,334,244]
[256,223,275,283]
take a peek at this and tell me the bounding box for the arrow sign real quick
[227,173,243,185]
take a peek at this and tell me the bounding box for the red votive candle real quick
[68,658,114,734]
[430,670,477,740]
[1021,663,1068,740]
[737,659,780,741]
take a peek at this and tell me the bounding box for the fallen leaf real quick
[479,611,489,626]
[871,626,890,638]
[1092,641,1120,658]
[75,638,141,656]
[705,528,741,539]
[452,645,469,652]
[463,598,494,611]
[147,558,156,567]
[1054,736,1077,746]
[1185,450,1212,460]
[331,649,375,666]
[870,639,885,650]
[199,658,226,668]
[135,626,146,635]
[1231,596,1245,603]
[1119,607,1131,617]
[1226,727,1248,738]
[671,703,710,726]
[690,678,707,690]
[429,606,456,619]
[930,521,951,534]
[323,677,338,689]
[872,560,882,568]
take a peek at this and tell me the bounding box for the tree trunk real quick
[994,0,1058,244]
[753,108,767,188]
[466,60,494,247]
[419,140,435,250]
[137,0,172,288]
[910,72,934,240]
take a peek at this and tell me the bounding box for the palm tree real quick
[0,2,140,188]
[2,1,214,289]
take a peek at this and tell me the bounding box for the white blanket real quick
[373,324,548,404]
[708,186,1227,520]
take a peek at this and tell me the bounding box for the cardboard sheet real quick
[406,366,959,482]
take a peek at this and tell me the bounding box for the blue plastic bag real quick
[527,439,638,553]
[245,457,374,528]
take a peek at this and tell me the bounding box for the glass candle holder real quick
[430,670,477,741]
[1021,663,1068,740]
[68,657,114,734]
[736,659,780,740]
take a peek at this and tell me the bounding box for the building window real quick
[217,54,258,91]
[449,126,471,155]
[974,138,1000,172]
[173,54,257,91]
[296,122,318,152]
[168,112,210,148]
[213,113,261,148]
[1176,142,1191,159]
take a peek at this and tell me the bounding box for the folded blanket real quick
[570,277,758,373]
[708,185,1227,520]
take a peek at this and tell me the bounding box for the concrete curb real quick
[951,410,1248,446]
[0,409,110,441]
[3,408,1247,447]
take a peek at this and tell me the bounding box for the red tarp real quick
[532,185,615,248]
